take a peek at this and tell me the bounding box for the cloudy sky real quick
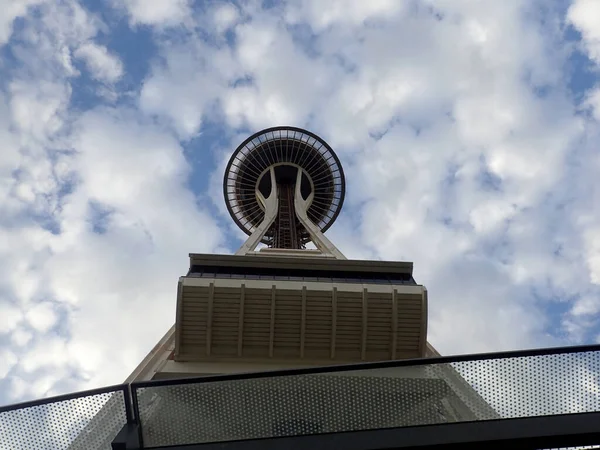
[1,0,600,406]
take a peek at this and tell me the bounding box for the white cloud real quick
[0,349,17,378]
[571,295,600,317]
[584,226,600,286]
[9,80,70,141]
[19,336,68,374]
[0,303,23,335]
[213,3,240,32]
[568,0,600,64]
[0,0,45,46]
[285,0,407,31]
[74,42,124,83]
[569,0,600,121]
[119,0,192,27]
[24,302,58,333]
[584,87,600,121]
[139,41,234,139]
[10,328,33,347]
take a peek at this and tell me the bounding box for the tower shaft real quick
[274,184,301,249]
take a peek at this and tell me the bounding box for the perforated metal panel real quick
[454,351,600,417]
[136,372,454,447]
[135,350,600,447]
[0,389,127,450]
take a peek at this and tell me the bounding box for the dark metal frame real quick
[222,126,346,244]
[2,344,600,449]
[0,383,130,416]
[0,384,137,450]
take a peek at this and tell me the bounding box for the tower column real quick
[293,169,346,259]
[235,167,278,256]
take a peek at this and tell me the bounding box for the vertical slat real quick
[269,285,276,358]
[330,287,337,359]
[300,286,306,358]
[420,288,428,357]
[392,288,398,359]
[206,282,214,356]
[237,284,245,357]
[361,288,368,361]
[174,280,183,358]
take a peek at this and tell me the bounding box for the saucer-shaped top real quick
[223,126,345,245]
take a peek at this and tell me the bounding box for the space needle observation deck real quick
[223,126,346,258]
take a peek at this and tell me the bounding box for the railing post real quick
[130,383,144,448]
[112,384,141,449]
[111,423,141,449]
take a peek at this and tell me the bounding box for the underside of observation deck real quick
[223,127,345,248]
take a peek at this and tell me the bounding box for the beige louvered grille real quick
[335,291,362,360]
[212,287,240,357]
[367,294,393,360]
[177,280,425,363]
[304,291,332,359]
[397,294,423,354]
[180,286,209,349]
[242,288,271,357]
[273,289,302,358]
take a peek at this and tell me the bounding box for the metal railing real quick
[2,344,600,449]
[0,384,129,450]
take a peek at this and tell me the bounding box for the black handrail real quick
[0,383,128,413]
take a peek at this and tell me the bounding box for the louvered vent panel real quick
[396,294,423,352]
[366,293,393,360]
[242,288,271,357]
[273,288,302,358]
[335,292,362,360]
[211,287,241,356]
[181,286,210,350]
[304,291,332,359]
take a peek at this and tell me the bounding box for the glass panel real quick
[135,351,600,447]
[0,389,127,450]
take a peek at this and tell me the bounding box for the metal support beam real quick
[294,169,346,259]
[236,167,278,255]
